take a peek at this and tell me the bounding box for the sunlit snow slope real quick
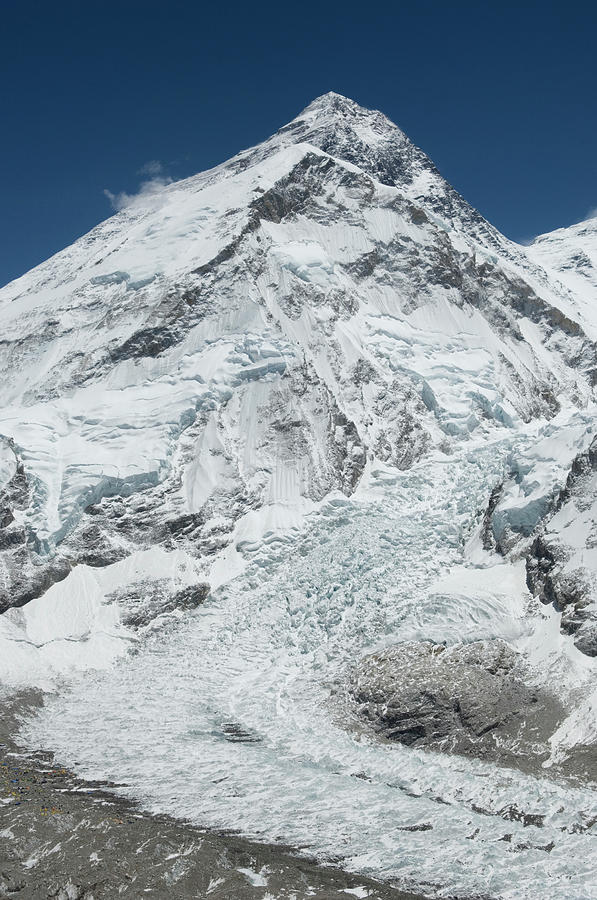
[528,217,597,335]
[2,93,597,899]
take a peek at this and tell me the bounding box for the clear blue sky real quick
[1,0,595,287]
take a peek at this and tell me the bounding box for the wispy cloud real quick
[104,161,173,211]
[137,160,164,177]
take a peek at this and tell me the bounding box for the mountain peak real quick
[294,91,399,134]
[301,91,364,115]
[266,92,418,190]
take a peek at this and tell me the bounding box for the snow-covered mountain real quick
[1,92,595,622]
[1,93,596,899]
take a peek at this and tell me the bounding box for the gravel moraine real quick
[0,692,430,900]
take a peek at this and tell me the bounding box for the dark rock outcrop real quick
[349,640,562,767]
[525,437,597,656]
[106,580,210,628]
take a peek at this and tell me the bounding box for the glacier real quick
[1,92,596,898]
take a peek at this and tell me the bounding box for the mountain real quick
[1,93,596,900]
[0,92,594,617]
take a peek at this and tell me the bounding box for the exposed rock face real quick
[476,413,597,656]
[107,580,210,628]
[0,445,72,614]
[476,414,597,656]
[349,640,561,765]
[525,437,597,656]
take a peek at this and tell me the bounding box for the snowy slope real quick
[528,216,597,334]
[1,92,597,899]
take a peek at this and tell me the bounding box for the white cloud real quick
[103,173,173,212]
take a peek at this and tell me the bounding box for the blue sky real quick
[1,0,595,287]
